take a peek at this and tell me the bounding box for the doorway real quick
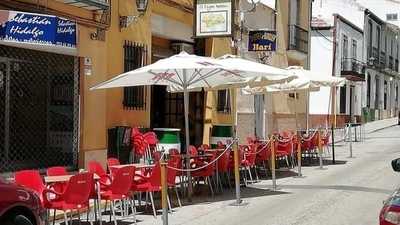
[150,37,205,150]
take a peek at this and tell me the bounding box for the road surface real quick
[57,125,400,225]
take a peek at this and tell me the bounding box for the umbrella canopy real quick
[217,55,297,85]
[91,52,295,92]
[91,51,295,200]
[242,66,345,94]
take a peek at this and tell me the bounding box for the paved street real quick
[58,125,400,225]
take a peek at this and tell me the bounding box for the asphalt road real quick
[58,125,400,225]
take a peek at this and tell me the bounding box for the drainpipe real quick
[306,0,312,69]
[332,15,338,127]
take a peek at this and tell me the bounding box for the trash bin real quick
[153,128,181,153]
[210,124,233,148]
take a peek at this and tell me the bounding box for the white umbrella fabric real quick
[91,51,295,199]
[217,55,297,85]
[242,65,346,132]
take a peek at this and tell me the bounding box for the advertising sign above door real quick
[0,10,77,49]
[194,0,233,37]
[248,30,277,51]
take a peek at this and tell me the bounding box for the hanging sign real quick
[194,0,233,37]
[0,10,77,49]
[248,30,277,51]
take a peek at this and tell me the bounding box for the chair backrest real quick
[256,141,271,161]
[245,143,258,166]
[169,148,180,156]
[203,151,217,176]
[107,158,120,167]
[88,161,106,177]
[189,145,198,156]
[110,166,135,195]
[217,150,230,172]
[278,138,292,154]
[143,132,158,146]
[63,172,94,205]
[47,167,68,176]
[167,157,180,185]
[15,170,45,197]
[149,162,162,187]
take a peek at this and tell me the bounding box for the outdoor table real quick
[109,163,155,170]
[44,174,100,183]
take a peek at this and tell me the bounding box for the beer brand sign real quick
[248,30,277,51]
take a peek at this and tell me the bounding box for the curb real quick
[368,124,397,134]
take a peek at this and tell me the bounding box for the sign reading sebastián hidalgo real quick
[0,10,76,49]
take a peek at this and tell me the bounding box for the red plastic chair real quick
[15,170,46,204]
[47,166,68,194]
[241,143,259,184]
[88,161,112,187]
[101,166,136,224]
[192,151,217,195]
[43,173,94,225]
[167,156,182,207]
[215,148,231,188]
[107,158,120,179]
[135,162,166,217]
[277,138,292,168]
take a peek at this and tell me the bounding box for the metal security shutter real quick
[0,45,79,172]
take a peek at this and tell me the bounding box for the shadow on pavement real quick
[251,184,392,194]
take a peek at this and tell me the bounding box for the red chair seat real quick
[136,182,161,192]
[100,190,129,201]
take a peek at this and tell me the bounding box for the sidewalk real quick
[364,117,398,133]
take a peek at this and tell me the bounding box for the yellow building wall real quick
[15,0,235,162]
[105,0,152,130]
[203,37,236,144]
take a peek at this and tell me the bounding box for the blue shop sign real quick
[0,10,76,49]
[248,30,276,52]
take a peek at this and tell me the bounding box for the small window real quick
[342,35,348,60]
[123,41,147,110]
[217,89,231,113]
[288,93,299,99]
[352,39,357,59]
[387,13,398,21]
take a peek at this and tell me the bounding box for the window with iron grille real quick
[217,89,231,113]
[123,41,147,110]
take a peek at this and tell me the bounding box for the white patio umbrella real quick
[90,51,295,200]
[242,66,345,132]
[217,55,297,85]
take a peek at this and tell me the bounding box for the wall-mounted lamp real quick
[119,0,149,29]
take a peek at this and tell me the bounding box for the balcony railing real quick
[341,58,365,81]
[380,51,386,68]
[288,25,309,54]
[371,47,380,68]
[389,56,394,70]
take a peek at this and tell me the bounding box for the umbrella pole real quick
[183,73,193,202]
[233,89,242,205]
[306,89,310,134]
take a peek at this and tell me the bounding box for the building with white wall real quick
[311,14,365,126]
[312,0,400,123]
[363,9,400,120]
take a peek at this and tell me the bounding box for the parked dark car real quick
[0,177,45,225]
[380,158,400,225]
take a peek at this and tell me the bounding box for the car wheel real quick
[4,215,34,225]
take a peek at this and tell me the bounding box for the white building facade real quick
[311,14,364,126]
[363,9,400,120]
